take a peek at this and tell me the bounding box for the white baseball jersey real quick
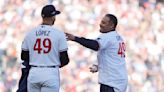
[21,25,68,66]
[96,31,128,92]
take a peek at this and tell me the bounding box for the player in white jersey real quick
[20,5,69,92]
[66,14,128,92]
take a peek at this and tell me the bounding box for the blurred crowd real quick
[0,0,164,92]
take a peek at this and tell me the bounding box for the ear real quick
[52,16,56,20]
[110,23,114,29]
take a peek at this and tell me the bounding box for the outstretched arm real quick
[66,33,99,51]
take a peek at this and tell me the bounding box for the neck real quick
[42,18,53,25]
[101,29,115,33]
[42,21,52,25]
[109,29,115,32]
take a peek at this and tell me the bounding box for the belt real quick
[31,65,56,68]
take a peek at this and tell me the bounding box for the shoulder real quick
[98,32,111,39]
[97,31,118,42]
[28,26,40,34]
[54,27,65,34]
[54,27,64,33]
[24,30,33,39]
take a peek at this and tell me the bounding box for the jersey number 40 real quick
[33,38,51,54]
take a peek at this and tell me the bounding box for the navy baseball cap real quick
[41,5,60,18]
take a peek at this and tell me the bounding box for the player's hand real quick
[89,64,98,73]
[65,33,75,41]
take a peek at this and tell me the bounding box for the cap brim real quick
[55,11,60,15]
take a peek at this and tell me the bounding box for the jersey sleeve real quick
[21,34,29,51]
[59,32,68,52]
[96,34,109,50]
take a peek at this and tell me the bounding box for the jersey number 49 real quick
[33,38,51,54]
[118,42,126,57]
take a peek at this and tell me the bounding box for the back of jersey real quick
[22,25,68,66]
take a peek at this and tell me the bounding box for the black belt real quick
[31,65,56,68]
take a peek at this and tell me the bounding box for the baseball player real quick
[21,5,69,92]
[66,14,128,92]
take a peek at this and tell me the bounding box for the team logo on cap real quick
[51,11,56,15]
[42,14,45,17]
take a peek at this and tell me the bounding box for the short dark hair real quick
[105,14,118,28]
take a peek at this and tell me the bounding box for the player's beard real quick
[100,27,105,33]
[100,25,110,33]
[100,28,109,33]
[51,17,56,25]
[100,25,105,33]
[51,20,55,25]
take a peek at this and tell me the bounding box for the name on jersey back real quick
[36,30,50,36]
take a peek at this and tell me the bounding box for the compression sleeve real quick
[74,36,99,51]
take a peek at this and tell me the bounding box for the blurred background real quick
[0,0,164,92]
